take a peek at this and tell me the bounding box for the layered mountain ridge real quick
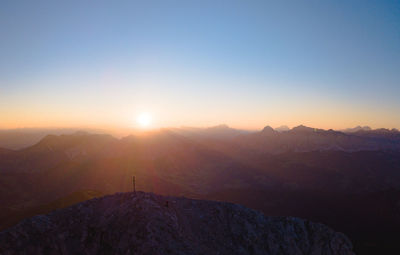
[1,124,399,151]
[232,125,400,154]
[0,128,399,254]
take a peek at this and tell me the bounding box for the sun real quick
[137,113,152,128]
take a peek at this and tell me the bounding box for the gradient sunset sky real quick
[1,0,399,130]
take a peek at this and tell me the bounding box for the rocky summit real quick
[0,192,354,255]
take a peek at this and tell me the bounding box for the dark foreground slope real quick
[0,190,104,231]
[0,192,354,255]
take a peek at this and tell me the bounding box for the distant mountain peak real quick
[261,125,275,133]
[342,126,371,133]
[27,132,116,154]
[291,125,315,132]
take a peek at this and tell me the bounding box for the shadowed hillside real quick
[0,190,103,231]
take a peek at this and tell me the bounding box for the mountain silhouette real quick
[342,126,372,133]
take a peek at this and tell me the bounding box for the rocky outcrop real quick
[0,192,354,255]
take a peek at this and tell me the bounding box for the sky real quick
[1,0,399,130]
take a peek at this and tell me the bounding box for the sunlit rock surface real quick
[0,192,354,255]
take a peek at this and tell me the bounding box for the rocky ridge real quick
[0,192,354,255]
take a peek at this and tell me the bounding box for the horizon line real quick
[0,123,398,133]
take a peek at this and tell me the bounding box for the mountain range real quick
[1,125,400,254]
[1,125,399,151]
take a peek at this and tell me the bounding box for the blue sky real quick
[1,0,399,129]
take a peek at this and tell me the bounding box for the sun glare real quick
[137,113,152,128]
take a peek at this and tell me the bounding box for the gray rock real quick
[0,192,354,255]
